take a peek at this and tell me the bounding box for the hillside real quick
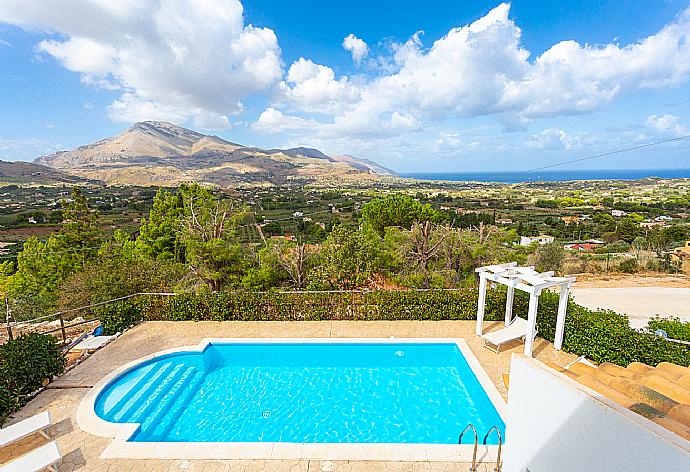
[35,121,397,187]
[0,160,97,185]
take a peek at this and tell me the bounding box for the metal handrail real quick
[483,425,503,472]
[458,423,479,472]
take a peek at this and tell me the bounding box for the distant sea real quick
[399,168,690,183]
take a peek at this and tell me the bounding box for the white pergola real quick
[475,262,576,356]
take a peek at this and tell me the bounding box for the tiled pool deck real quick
[1,320,577,471]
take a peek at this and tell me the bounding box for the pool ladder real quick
[458,423,503,472]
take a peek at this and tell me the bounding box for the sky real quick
[1,0,690,172]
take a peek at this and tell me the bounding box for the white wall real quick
[503,355,690,472]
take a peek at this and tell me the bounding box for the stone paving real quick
[0,320,577,471]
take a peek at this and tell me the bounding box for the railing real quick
[458,423,479,472]
[483,425,503,472]
[4,292,177,346]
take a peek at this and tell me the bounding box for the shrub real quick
[128,288,690,368]
[647,316,690,343]
[617,258,639,273]
[153,289,512,323]
[97,300,144,335]
[534,243,565,274]
[0,333,66,425]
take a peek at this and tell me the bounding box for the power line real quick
[522,134,690,174]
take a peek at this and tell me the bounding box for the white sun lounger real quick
[0,441,61,472]
[0,411,51,447]
[481,317,535,353]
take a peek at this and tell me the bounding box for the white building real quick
[611,209,627,217]
[519,235,555,246]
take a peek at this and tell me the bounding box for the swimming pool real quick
[80,338,506,460]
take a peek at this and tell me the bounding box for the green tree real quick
[632,236,647,261]
[1,187,102,318]
[181,191,249,291]
[135,187,187,261]
[534,242,566,274]
[361,194,440,236]
[312,225,385,289]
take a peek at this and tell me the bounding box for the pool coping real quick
[77,337,506,462]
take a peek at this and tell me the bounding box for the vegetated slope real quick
[35,121,397,186]
[0,160,98,185]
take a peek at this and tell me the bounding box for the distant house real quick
[292,211,304,217]
[520,235,555,246]
[611,209,627,217]
[640,221,667,229]
[561,216,579,224]
[270,234,296,242]
[563,242,599,252]
[654,215,673,222]
[496,218,513,225]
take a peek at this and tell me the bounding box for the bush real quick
[153,289,513,323]
[617,258,639,273]
[516,291,689,366]
[97,300,144,335]
[0,333,66,425]
[647,316,690,343]
[129,289,690,368]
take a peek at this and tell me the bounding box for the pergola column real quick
[523,289,540,356]
[475,273,488,335]
[554,283,570,351]
[504,286,515,326]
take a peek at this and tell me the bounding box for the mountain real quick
[0,160,97,185]
[35,121,397,187]
[331,155,398,176]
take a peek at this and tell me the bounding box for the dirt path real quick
[573,273,690,288]
[570,287,690,329]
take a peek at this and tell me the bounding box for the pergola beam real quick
[474,263,575,357]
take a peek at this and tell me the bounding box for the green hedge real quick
[150,289,511,322]
[647,316,690,343]
[97,300,145,335]
[98,288,690,368]
[0,333,66,425]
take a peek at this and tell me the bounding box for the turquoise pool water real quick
[95,342,504,444]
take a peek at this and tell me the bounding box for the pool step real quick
[117,363,187,423]
[108,362,176,422]
[143,369,205,440]
[137,366,200,434]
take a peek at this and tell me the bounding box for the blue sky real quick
[1,0,690,172]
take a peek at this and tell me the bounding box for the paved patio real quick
[1,320,577,471]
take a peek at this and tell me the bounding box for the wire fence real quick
[3,292,178,346]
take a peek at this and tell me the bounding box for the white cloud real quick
[264,3,690,142]
[252,108,317,133]
[0,38,11,47]
[277,58,360,113]
[342,34,368,65]
[646,114,688,136]
[526,127,584,150]
[0,0,282,130]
